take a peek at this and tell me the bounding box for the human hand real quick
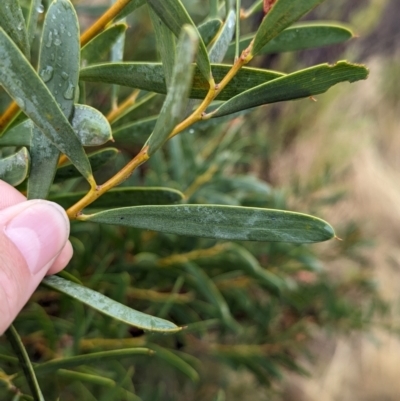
[0,180,73,334]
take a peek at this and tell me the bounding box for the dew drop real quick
[17,22,23,31]
[45,31,52,48]
[36,3,44,13]
[189,129,195,134]
[40,65,54,82]
[61,71,69,80]
[63,82,75,100]
[67,31,71,37]
[54,38,61,46]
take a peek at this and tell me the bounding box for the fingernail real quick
[4,201,70,274]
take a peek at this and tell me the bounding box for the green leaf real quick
[42,275,181,333]
[227,23,354,56]
[30,349,153,376]
[0,120,32,146]
[115,0,146,20]
[197,18,222,46]
[145,25,198,156]
[72,104,113,146]
[212,61,369,117]
[81,23,127,65]
[81,204,335,243]
[27,0,81,200]
[50,187,184,209]
[148,345,199,382]
[251,0,326,57]
[184,262,240,331]
[0,28,93,183]
[149,7,175,88]
[146,0,212,83]
[0,147,30,186]
[5,326,44,401]
[54,147,118,183]
[0,0,30,58]
[209,10,236,63]
[80,62,284,101]
[26,0,42,47]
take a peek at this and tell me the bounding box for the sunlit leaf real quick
[80,204,335,243]
[0,147,30,186]
[54,147,118,183]
[0,0,30,57]
[212,61,369,117]
[145,25,198,156]
[146,0,212,83]
[251,0,326,57]
[80,62,284,100]
[0,28,93,183]
[28,0,80,200]
[42,276,181,333]
[81,23,127,65]
[209,10,236,63]
[50,187,184,209]
[227,23,354,56]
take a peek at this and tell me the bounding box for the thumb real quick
[0,200,70,334]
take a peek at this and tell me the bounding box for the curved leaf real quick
[0,0,30,57]
[251,0,326,57]
[80,204,335,243]
[0,119,32,146]
[146,0,212,82]
[42,275,181,333]
[79,62,284,100]
[145,25,198,156]
[54,147,118,182]
[81,23,127,65]
[0,28,93,184]
[226,23,354,56]
[197,18,222,46]
[212,61,369,117]
[26,0,42,47]
[50,187,184,209]
[0,147,30,186]
[72,104,113,146]
[28,0,81,200]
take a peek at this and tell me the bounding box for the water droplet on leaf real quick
[17,22,23,31]
[36,3,44,13]
[63,82,74,100]
[40,65,54,82]
[61,71,69,80]
[45,31,52,48]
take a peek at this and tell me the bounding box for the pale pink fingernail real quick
[4,201,70,274]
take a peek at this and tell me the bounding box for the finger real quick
[46,241,74,275]
[0,180,26,209]
[0,200,70,334]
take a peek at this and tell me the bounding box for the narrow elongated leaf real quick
[81,204,335,243]
[0,28,93,183]
[0,120,32,146]
[212,61,369,117]
[226,23,353,56]
[42,276,181,333]
[209,10,236,63]
[80,62,284,100]
[197,18,222,46]
[5,326,44,401]
[185,262,239,331]
[149,7,176,88]
[28,0,81,200]
[50,187,184,209]
[145,25,198,156]
[81,23,127,65]
[148,345,199,382]
[30,349,153,376]
[26,0,42,47]
[146,0,212,82]
[251,0,326,57]
[0,0,30,57]
[0,147,30,186]
[54,148,118,182]
[72,104,113,146]
[115,0,146,20]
